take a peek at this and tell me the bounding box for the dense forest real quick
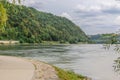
[0,2,88,43]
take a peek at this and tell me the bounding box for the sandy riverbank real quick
[29,59,59,80]
[0,56,90,80]
[0,56,59,80]
[0,56,34,80]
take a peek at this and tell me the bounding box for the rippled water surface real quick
[0,44,120,80]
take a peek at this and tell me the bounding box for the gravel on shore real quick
[28,59,59,80]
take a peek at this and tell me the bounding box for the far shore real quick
[0,40,89,46]
[0,40,19,45]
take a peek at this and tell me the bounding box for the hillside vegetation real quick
[0,2,88,43]
[89,33,118,44]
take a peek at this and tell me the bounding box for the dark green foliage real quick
[0,2,88,43]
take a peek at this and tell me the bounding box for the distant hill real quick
[89,33,118,44]
[0,2,88,43]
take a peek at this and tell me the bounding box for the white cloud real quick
[76,4,102,12]
[114,16,120,25]
[60,12,72,20]
[75,0,120,13]
[22,0,45,10]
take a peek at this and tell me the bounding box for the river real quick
[0,44,120,80]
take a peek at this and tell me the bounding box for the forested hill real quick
[89,33,118,44]
[1,2,88,43]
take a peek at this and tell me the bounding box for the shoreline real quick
[0,55,91,80]
[26,58,91,80]
[29,58,92,80]
[28,59,59,80]
[0,40,88,45]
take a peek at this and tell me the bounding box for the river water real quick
[0,44,120,80]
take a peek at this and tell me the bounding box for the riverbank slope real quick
[0,56,89,80]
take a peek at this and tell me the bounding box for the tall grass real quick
[54,67,87,80]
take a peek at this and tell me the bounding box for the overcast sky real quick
[22,0,120,35]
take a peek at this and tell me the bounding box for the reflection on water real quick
[0,44,120,80]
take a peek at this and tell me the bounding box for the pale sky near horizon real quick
[22,0,120,35]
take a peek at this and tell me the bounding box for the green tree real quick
[0,0,22,31]
[12,0,21,4]
[0,2,7,32]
